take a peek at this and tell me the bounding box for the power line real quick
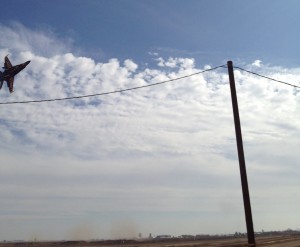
[234,66,300,89]
[2,64,298,105]
[0,65,224,105]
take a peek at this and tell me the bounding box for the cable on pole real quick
[2,64,298,105]
[234,66,300,89]
[0,65,225,105]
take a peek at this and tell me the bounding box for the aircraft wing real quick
[6,77,14,93]
[4,56,13,69]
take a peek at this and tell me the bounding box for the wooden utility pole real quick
[227,61,256,246]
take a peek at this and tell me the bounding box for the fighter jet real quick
[0,55,30,93]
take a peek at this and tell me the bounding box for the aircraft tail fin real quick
[0,71,3,89]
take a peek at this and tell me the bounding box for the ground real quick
[1,235,300,247]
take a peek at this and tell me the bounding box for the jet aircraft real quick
[0,55,30,93]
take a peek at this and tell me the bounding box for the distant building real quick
[155,235,172,239]
[179,235,194,239]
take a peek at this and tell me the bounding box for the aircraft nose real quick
[25,61,31,66]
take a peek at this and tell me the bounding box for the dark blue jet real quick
[0,55,30,93]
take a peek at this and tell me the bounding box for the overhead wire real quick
[0,65,225,105]
[234,66,300,89]
[1,64,299,105]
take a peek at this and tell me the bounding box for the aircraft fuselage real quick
[2,61,30,80]
[0,56,31,93]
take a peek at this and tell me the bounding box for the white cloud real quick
[0,23,300,240]
[156,57,195,69]
[252,60,262,67]
[124,59,138,72]
[0,22,73,57]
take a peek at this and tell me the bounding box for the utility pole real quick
[227,61,256,246]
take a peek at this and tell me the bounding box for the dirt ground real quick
[1,235,300,247]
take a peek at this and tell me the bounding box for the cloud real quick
[251,60,262,67]
[0,22,73,57]
[0,23,300,240]
[156,57,195,69]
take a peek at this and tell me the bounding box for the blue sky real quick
[0,0,300,242]
[2,0,300,65]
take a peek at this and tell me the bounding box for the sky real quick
[0,0,300,241]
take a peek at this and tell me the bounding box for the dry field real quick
[1,235,300,247]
